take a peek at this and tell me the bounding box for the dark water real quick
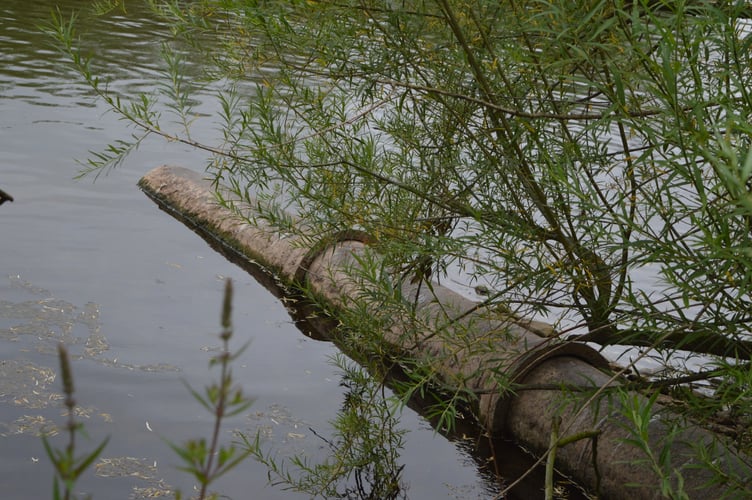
[0,2,565,498]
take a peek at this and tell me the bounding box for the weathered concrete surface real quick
[139,165,749,499]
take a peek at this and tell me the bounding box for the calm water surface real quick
[0,2,557,498]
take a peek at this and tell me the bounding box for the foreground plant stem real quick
[42,343,109,500]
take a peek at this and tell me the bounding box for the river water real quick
[0,1,577,498]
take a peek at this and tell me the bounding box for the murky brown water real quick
[0,2,580,498]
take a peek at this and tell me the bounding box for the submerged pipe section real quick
[140,165,747,499]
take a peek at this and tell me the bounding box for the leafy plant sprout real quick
[169,278,254,500]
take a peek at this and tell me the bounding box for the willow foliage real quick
[52,0,752,494]
[139,0,752,356]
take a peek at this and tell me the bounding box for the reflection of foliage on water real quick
[248,354,407,500]
[1,275,178,372]
[0,276,176,497]
[245,403,309,448]
[0,414,58,438]
[1,276,104,356]
[0,359,58,408]
[0,359,109,437]
[0,277,178,432]
[95,457,174,499]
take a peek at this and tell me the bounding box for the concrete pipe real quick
[139,165,748,499]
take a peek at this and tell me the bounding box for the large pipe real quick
[139,165,748,499]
